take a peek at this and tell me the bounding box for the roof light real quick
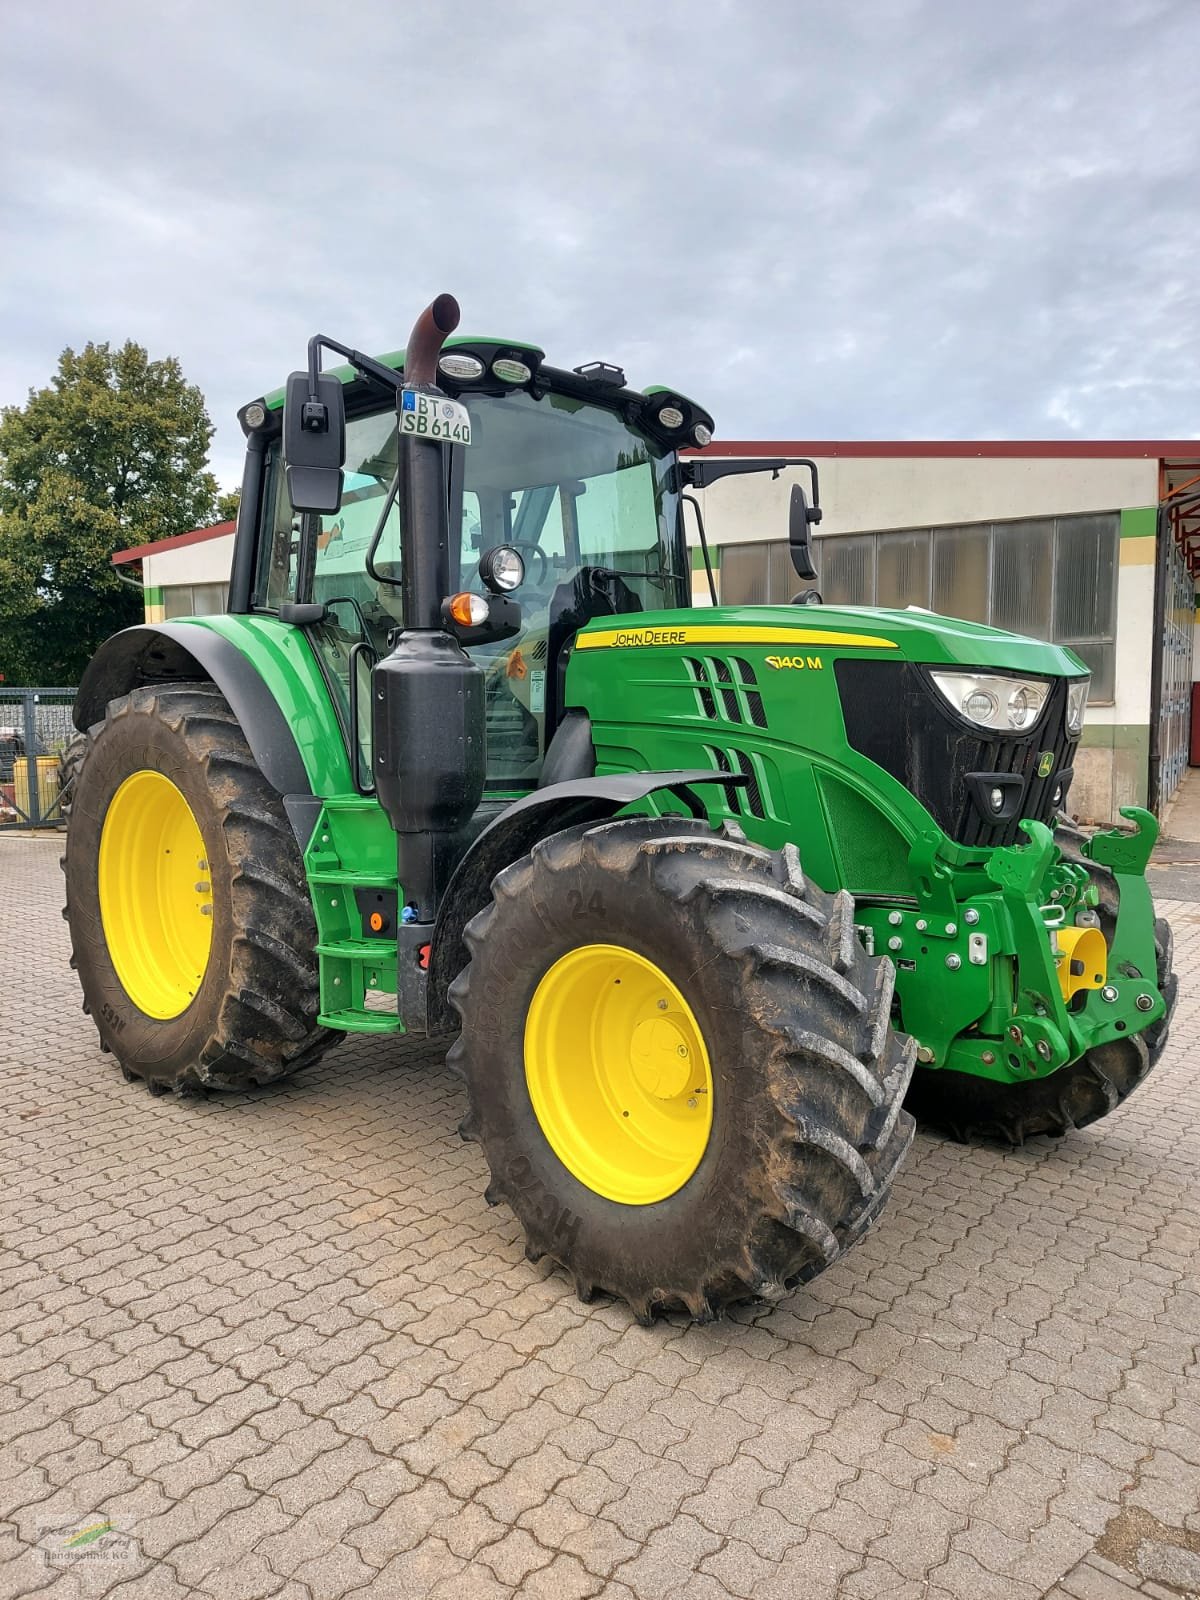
[492,357,531,384]
[243,402,267,429]
[439,352,485,380]
[657,405,684,429]
[692,423,712,447]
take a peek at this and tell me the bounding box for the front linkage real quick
[855,808,1166,1087]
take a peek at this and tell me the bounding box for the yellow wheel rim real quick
[524,943,714,1205]
[97,770,214,1020]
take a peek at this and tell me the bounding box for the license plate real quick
[399,389,472,444]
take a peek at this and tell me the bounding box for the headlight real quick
[1066,677,1089,736]
[931,671,1051,733]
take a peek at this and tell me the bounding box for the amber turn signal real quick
[447,592,489,627]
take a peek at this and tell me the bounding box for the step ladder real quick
[304,796,403,1033]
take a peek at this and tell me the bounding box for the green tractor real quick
[63,296,1176,1322]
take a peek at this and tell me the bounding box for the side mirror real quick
[283,371,346,514]
[788,483,820,580]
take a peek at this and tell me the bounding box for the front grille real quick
[835,660,1078,848]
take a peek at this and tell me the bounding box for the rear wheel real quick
[63,683,340,1093]
[449,815,916,1322]
[905,820,1177,1144]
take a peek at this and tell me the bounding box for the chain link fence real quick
[0,689,78,829]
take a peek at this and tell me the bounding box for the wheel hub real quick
[97,770,213,1020]
[524,942,713,1205]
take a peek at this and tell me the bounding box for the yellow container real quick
[14,756,61,823]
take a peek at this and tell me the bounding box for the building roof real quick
[112,520,235,566]
[687,441,1200,460]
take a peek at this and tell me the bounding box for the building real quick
[114,441,1200,825]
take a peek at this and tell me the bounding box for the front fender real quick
[75,617,353,798]
[426,769,744,1030]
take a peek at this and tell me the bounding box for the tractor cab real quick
[249,347,703,794]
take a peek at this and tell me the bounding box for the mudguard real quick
[75,622,319,797]
[426,768,745,1030]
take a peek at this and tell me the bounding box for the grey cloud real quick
[1,0,1197,491]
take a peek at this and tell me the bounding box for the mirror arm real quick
[306,334,406,400]
[680,456,823,520]
[682,493,717,606]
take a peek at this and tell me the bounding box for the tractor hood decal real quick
[575,624,897,651]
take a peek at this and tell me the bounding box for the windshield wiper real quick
[590,566,686,588]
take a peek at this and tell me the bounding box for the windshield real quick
[453,388,684,610]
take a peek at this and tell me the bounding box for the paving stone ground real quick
[2,830,1199,1600]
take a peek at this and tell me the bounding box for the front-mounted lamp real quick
[931,671,1051,733]
[478,545,525,594]
[1066,677,1089,735]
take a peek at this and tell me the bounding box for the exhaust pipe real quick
[372,295,486,1029]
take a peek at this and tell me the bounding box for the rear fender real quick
[426,769,744,1030]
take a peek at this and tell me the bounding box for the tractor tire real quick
[448,815,916,1323]
[57,731,89,823]
[904,819,1177,1145]
[63,683,340,1094]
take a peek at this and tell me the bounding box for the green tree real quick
[0,342,219,685]
[215,488,241,525]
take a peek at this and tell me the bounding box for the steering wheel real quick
[506,542,550,586]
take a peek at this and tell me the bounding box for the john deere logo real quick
[1037,752,1055,779]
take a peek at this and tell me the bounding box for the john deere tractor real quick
[63,296,1176,1322]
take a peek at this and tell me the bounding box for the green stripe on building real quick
[1119,506,1156,539]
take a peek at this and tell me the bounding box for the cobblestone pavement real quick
[2,831,1199,1600]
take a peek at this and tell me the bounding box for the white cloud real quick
[1,0,1198,494]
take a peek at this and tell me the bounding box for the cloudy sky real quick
[3,0,1198,487]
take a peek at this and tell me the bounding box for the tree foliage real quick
[215,488,241,525]
[0,342,219,685]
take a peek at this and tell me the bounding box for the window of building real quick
[162,582,229,618]
[718,512,1118,702]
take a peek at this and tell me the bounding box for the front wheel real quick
[448,816,916,1322]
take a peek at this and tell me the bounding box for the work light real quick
[479,545,525,594]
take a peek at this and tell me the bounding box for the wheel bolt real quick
[1101,985,1119,1003]
[1135,993,1154,1012]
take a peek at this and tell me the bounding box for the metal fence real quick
[0,689,77,829]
